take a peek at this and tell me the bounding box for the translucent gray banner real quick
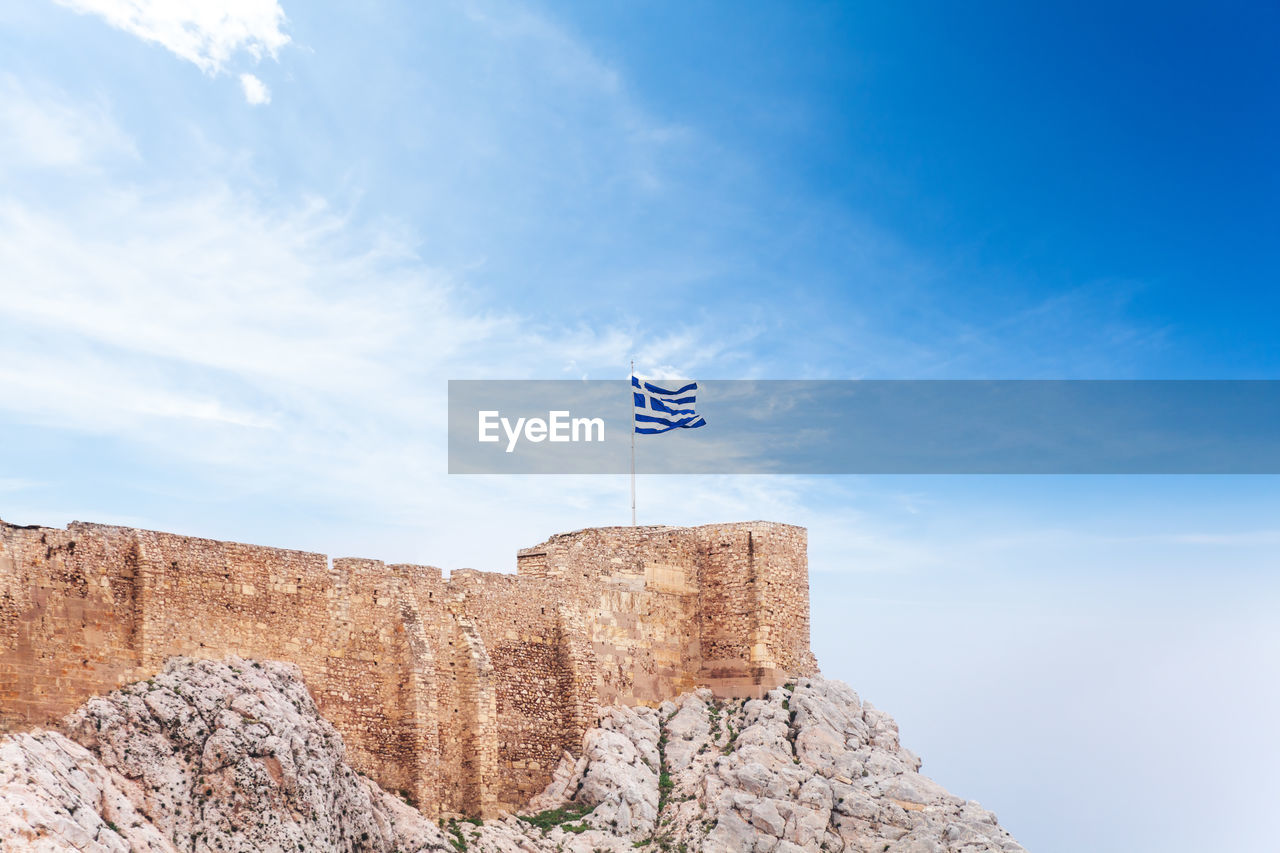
[448,380,1280,474]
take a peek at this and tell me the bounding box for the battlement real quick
[0,517,817,818]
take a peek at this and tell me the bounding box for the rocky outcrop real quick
[518,680,1026,853]
[0,658,444,853]
[0,658,1025,853]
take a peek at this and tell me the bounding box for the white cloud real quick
[53,0,290,75]
[0,168,793,581]
[0,128,762,564]
[0,74,135,170]
[238,72,270,104]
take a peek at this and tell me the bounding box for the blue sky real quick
[0,2,1277,851]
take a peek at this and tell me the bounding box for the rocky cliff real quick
[0,658,1025,853]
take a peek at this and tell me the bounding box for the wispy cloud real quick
[52,0,289,103]
[0,73,135,170]
[0,80,766,560]
[53,0,290,75]
[933,280,1173,378]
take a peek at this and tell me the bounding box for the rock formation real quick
[0,657,1026,852]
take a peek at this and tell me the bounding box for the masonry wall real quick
[0,524,145,731]
[0,517,817,819]
[517,521,819,701]
[695,523,818,696]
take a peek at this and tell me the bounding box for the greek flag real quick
[632,376,707,434]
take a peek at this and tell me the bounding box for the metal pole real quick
[630,359,636,526]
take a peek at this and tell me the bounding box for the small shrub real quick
[522,803,594,831]
[721,722,738,755]
[446,819,468,852]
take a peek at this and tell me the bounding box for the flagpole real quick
[630,359,637,526]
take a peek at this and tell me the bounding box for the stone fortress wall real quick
[0,518,817,818]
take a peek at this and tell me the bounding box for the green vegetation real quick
[656,726,674,812]
[707,701,723,738]
[523,802,594,831]
[445,818,468,852]
[721,720,738,755]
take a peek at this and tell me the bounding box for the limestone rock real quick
[0,730,173,852]
[572,705,661,834]
[0,660,1028,853]
[0,657,459,853]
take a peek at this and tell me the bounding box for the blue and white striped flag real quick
[632,376,707,434]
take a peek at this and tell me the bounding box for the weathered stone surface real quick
[0,730,173,852]
[0,660,1027,852]
[0,517,816,818]
[0,658,452,852]
[58,657,410,852]
[492,676,1028,852]
[571,706,661,835]
[526,676,1029,852]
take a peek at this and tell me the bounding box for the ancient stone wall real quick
[518,522,818,700]
[696,523,818,695]
[0,517,816,818]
